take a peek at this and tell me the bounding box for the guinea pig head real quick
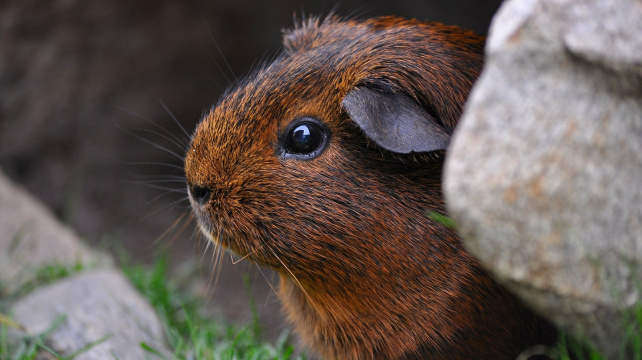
[184,16,552,360]
[184,15,483,272]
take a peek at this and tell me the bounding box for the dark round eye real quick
[289,123,321,153]
[282,118,329,159]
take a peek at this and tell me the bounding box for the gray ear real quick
[342,87,451,154]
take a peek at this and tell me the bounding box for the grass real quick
[0,261,99,360]
[1,245,638,359]
[0,261,85,312]
[121,254,303,360]
[0,313,111,360]
[555,302,642,360]
[0,256,302,360]
[1,314,64,359]
[427,210,457,229]
[124,254,640,360]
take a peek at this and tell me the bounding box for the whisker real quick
[194,228,216,262]
[204,48,233,86]
[155,211,195,250]
[231,240,268,264]
[263,270,281,307]
[201,238,213,263]
[165,200,191,214]
[239,241,281,304]
[266,247,320,314]
[203,71,227,92]
[142,211,193,255]
[214,245,225,292]
[129,182,186,193]
[146,190,187,206]
[159,99,192,141]
[205,237,225,296]
[126,161,185,171]
[140,197,190,221]
[201,14,237,82]
[193,223,225,297]
[116,105,190,153]
[124,171,185,181]
[132,127,188,159]
[116,124,186,162]
[252,262,280,306]
[149,178,186,183]
[190,226,210,267]
[157,211,190,244]
[127,178,186,184]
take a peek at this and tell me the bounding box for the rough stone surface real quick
[11,269,170,360]
[0,169,111,293]
[444,0,642,357]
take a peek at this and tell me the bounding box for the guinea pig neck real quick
[274,183,555,360]
[275,215,538,359]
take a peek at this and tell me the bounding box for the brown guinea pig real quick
[184,15,556,360]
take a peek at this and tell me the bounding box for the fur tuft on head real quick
[282,14,339,53]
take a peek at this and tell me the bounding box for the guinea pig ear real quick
[342,87,451,154]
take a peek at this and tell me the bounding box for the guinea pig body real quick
[184,16,556,360]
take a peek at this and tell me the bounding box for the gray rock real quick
[11,269,170,360]
[444,0,642,357]
[0,169,111,292]
[0,168,170,358]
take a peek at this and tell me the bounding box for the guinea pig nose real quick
[189,184,212,205]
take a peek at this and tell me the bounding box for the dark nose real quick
[188,184,212,206]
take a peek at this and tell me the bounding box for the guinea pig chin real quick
[187,199,217,241]
[186,185,258,258]
[190,202,233,251]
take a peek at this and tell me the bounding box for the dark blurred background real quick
[0,0,503,343]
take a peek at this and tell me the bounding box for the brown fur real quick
[184,15,556,359]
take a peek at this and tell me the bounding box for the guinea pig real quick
[184,15,556,360]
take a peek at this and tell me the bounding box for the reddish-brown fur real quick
[184,16,556,359]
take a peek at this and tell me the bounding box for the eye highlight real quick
[280,117,330,160]
[290,123,322,153]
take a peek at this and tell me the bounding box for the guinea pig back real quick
[184,15,556,360]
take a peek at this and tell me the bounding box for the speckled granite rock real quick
[444,0,642,357]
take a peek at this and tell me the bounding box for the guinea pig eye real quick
[281,117,330,159]
[290,124,321,152]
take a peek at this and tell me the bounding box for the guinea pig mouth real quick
[194,217,232,250]
[186,185,274,264]
[191,208,253,258]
